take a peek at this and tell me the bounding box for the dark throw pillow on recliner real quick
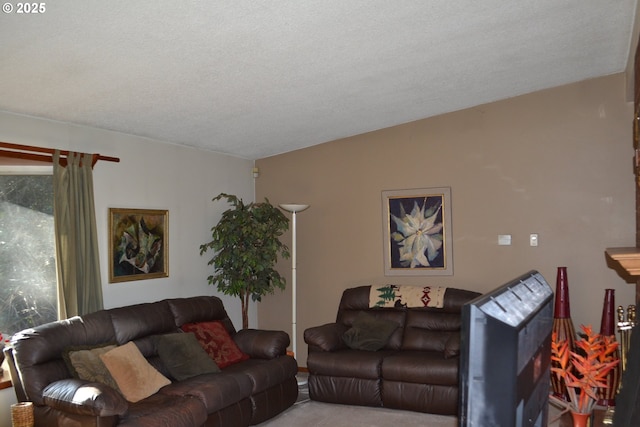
[342,311,399,351]
[155,332,221,380]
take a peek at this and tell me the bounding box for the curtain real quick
[53,150,103,318]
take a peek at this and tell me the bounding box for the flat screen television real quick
[459,270,554,427]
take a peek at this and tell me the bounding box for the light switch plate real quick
[498,234,512,246]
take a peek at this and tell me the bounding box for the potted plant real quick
[200,193,290,329]
[551,324,619,427]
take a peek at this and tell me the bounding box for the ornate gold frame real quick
[108,208,169,283]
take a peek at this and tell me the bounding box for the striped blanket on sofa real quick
[369,285,447,308]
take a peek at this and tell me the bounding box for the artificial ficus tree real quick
[200,193,290,329]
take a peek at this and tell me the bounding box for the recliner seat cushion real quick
[160,372,252,413]
[223,356,297,394]
[307,349,395,378]
[381,351,458,386]
[119,393,208,427]
[382,380,459,415]
[309,375,382,407]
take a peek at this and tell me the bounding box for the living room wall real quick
[255,73,636,368]
[0,111,255,327]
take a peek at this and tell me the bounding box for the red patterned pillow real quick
[180,321,249,368]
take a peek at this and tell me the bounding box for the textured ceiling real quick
[0,1,637,160]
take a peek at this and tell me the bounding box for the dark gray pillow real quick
[155,332,220,380]
[342,311,399,351]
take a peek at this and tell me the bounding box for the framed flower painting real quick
[382,187,453,276]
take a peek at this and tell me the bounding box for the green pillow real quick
[155,332,220,381]
[342,311,399,351]
[62,344,121,391]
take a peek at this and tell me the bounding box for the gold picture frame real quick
[108,208,169,283]
[382,187,453,276]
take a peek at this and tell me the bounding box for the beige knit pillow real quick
[100,341,171,402]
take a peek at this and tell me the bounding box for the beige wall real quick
[256,73,636,367]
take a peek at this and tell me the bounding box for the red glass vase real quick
[551,266,577,400]
[597,288,621,406]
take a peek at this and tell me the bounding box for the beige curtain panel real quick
[53,150,103,318]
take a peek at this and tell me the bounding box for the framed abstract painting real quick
[382,187,453,276]
[109,208,169,283]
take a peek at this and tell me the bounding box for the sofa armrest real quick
[304,323,348,352]
[42,378,128,417]
[234,329,289,359]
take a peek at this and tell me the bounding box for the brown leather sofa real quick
[303,285,480,415]
[4,296,298,427]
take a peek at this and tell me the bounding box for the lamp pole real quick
[279,204,309,368]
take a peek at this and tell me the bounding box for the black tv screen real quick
[459,270,554,427]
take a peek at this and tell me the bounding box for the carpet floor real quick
[256,376,456,427]
[258,399,570,427]
[258,400,457,427]
[255,375,571,427]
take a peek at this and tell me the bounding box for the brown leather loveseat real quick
[303,285,480,415]
[4,296,298,427]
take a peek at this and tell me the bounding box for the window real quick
[0,168,57,337]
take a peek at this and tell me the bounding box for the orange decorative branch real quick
[551,325,620,414]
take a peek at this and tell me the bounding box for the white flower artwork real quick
[382,188,453,276]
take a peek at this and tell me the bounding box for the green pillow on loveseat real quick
[342,311,399,351]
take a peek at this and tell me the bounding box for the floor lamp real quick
[279,203,309,386]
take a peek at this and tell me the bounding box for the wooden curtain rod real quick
[0,142,120,167]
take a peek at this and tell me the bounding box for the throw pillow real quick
[342,311,399,351]
[63,344,120,391]
[100,341,171,403]
[155,332,221,380]
[181,321,249,368]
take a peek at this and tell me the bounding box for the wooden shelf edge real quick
[0,356,12,390]
[0,369,11,390]
[606,247,640,276]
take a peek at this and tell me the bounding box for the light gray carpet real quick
[256,375,569,427]
[258,399,568,427]
[258,400,457,427]
[257,376,456,427]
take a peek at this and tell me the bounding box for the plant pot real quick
[570,410,591,427]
